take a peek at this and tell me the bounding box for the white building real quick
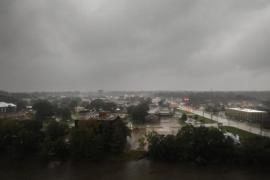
[0,102,17,113]
[226,108,267,122]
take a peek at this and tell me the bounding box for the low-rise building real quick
[0,102,17,113]
[226,108,267,122]
[159,107,173,117]
[74,111,120,128]
[145,114,160,123]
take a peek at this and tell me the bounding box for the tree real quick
[147,132,178,162]
[59,97,81,112]
[147,126,236,164]
[70,128,105,160]
[176,126,235,164]
[181,113,187,121]
[33,100,55,121]
[69,121,105,160]
[56,107,71,121]
[109,119,130,153]
[70,118,130,159]
[240,136,270,165]
[87,99,117,112]
[128,101,149,123]
[41,120,69,159]
[0,119,43,159]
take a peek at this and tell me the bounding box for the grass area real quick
[221,126,258,141]
[176,109,186,114]
[176,109,216,124]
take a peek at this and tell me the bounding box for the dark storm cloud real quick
[0,0,270,91]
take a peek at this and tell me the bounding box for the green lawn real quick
[221,126,258,140]
[177,109,216,124]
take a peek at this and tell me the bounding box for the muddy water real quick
[0,159,269,180]
[128,117,182,149]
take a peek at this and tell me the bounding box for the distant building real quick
[0,102,17,113]
[148,107,159,115]
[226,108,267,122]
[75,111,120,128]
[145,114,160,123]
[75,106,89,113]
[26,106,33,112]
[159,107,172,117]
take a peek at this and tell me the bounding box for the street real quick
[179,106,270,138]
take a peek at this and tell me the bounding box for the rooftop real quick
[228,108,267,113]
[0,102,16,108]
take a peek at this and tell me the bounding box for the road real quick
[179,106,270,138]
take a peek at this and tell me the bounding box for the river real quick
[0,159,269,180]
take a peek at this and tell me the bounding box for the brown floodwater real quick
[0,159,270,180]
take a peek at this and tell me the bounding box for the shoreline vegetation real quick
[1,117,270,167]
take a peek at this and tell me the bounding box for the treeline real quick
[147,126,270,166]
[0,118,130,160]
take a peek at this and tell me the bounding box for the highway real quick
[179,106,270,138]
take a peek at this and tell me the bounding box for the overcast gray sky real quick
[1,0,270,92]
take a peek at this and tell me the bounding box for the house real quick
[145,114,160,123]
[74,111,120,128]
[159,107,172,117]
[0,102,17,113]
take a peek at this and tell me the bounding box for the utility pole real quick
[260,118,263,136]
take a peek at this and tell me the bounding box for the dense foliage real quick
[87,99,117,112]
[0,118,129,161]
[70,119,130,160]
[181,113,187,121]
[0,120,43,159]
[41,121,69,159]
[33,100,72,122]
[127,101,150,123]
[33,100,55,121]
[147,126,270,166]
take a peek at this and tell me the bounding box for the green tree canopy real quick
[87,99,117,112]
[127,101,149,123]
[41,120,69,159]
[33,100,55,121]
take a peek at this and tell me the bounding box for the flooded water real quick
[128,116,182,149]
[1,159,270,180]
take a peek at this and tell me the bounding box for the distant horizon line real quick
[1,89,270,93]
